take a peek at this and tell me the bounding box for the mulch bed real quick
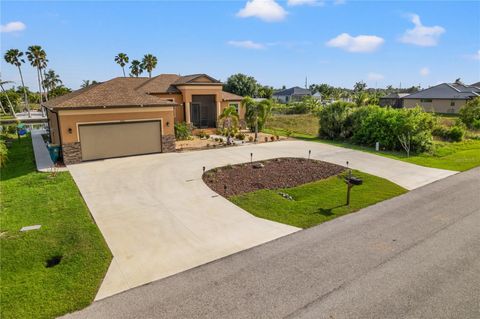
[203,157,345,197]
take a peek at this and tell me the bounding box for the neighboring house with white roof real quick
[403,82,480,113]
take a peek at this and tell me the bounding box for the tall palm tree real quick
[114,53,129,77]
[0,79,15,115]
[141,54,157,78]
[4,49,29,116]
[26,45,48,104]
[43,69,62,93]
[244,97,273,142]
[129,60,143,77]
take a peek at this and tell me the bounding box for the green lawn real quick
[230,171,406,229]
[0,135,111,319]
[264,114,480,172]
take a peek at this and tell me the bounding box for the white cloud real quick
[287,0,324,6]
[400,14,445,47]
[227,40,266,49]
[326,33,384,53]
[0,21,26,33]
[367,72,384,81]
[419,67,430,76]
[237,0,288,22]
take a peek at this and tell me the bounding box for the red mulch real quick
[202,157,345,197]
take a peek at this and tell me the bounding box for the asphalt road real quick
[64,167,480,319]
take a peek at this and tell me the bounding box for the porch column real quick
[216,101,221,118]
[185,102,191,123]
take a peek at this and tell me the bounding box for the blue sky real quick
[1,0,479,90]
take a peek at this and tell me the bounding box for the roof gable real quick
[174,74,222,85]
[404,83,478,100]
[273,86,311,96]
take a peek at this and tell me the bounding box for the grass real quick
[230,170,406,229]
[264,113,480,172]
[265,113,319,136]
[0,135,111,319]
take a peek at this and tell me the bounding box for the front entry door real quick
[191,103,201,128]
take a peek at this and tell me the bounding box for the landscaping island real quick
[203,158,407,228]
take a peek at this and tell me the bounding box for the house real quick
[379,93,410,108]
[403,82,480,113]
[272,87,311,103]
[43,74,244,164]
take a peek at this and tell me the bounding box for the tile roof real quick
[44,74,228,109]
[273,86,311,96]
[221,91,243,101]
[403,83,480,100]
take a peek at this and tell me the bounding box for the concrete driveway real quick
[68,140,456,300]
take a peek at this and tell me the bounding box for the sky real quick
[1,0,479,91]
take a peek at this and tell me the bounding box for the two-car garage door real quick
[79,121,162,161]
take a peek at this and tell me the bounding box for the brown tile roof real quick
[44,74,235,109]
[44,77,177,109]
[222,91,243,101]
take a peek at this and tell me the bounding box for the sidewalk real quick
[31,130,68,172]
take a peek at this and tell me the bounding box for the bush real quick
[318,101,356,139]
[459,97,480,129]
[174,122,191,140]
[433,125,465,142]
[248,136,254,142]
[197,130,207,138]
[235,133,246,140]
[0,140,8,168]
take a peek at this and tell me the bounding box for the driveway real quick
[64,166,479,319]
[68,140,456,300]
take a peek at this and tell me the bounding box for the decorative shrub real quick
[174,122,191,140]
[433,125,465,142]
[197,130,207,138]
[270,136,275,141]
[264,136,268,142]
[235,133,246,140]
[248,136,254,142]
[318,101,356,139]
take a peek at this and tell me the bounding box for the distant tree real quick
[114,53,129,77]
[354,81,367,92]
[459,97,480,129]
[43,69,62,92]
[224,74,258,97]
[141,54,157,78]
[129,59,143,77]
[257,85,274,99]
[353,91,370,107]
[4,49,29,115]
[80,80,99,88]
[0,80,18,115]
[49,86,72,98]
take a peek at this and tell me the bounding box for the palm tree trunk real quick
[38,68,47,117]
[0,84,17,116]
[122,67,126,77]
[41,70,49,101]
[0,100,6,114]
[17,66,30,117]
[149,71,152,78]
[36,67,45,117]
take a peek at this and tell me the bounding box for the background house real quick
[403,82,479,113]
[273,87,311,104]
[379,93,410,108]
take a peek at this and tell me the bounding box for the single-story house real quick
[379,93,410,108]
[273,87,311,103]
[43,74,243,164]
[403,82,480,113]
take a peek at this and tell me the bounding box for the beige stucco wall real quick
[150,93,185,122]
[403,99,466,114]
[221,100,245,119]
[58,106,175,144]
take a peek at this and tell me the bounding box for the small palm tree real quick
[219,105,239,131]
[80,80,99,88]
[129,60,143,77]
[26,45,48,104]
[43,69,62,93]
[141,54,157,78]
[4,49,29,116]
[244,97,273,142]
[114,53,129,77]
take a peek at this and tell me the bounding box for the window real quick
[420,99,433,103]
[450,101,455,106]
[229,103,239,114]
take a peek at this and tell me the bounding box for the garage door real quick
[79,121,162,161]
